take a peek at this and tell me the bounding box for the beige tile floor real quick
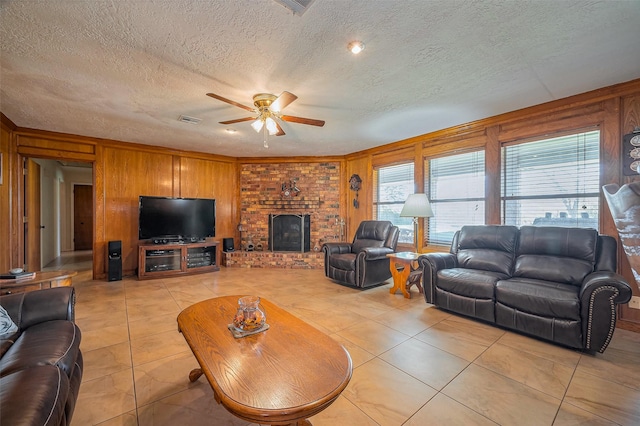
[51,252,640,425]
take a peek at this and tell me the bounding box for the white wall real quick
[34,159,62,268]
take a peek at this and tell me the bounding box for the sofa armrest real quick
[322,242,352,255]
[0,287,76,331]
[579,271,632,353]
[360,247,394,260]
[418,253,458,304]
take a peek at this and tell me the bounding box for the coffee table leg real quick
[188,368,203,382]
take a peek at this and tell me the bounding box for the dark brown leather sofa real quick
[1,287,83,425]
[419,225,632,353]
[323,220,399,288]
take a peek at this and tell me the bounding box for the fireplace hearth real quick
[269,214,311,252]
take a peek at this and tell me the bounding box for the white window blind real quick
[501,130,600,229]
[373,163,415,243]
[427,151,485,245]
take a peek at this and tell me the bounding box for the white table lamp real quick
[399,193,434,253]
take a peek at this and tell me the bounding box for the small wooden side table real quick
[0,270,77,296]
[387,252,422,298]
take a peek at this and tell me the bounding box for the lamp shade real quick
[251,119,264,133]
[400,193,433,218]
[265,117,278,135]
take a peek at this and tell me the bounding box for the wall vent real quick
[272,0,316,16]
[178,115,202,125]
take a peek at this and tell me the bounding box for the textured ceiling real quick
[1,1,639,158]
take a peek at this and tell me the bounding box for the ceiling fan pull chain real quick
[263,125,269,148]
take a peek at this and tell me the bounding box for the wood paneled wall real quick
[178,157,238,244]
[0,117,15,273]
[0,126,239,279]
[344,156,370,242]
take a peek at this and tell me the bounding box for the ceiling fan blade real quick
[281,115,325,127]
[219,117,255,125]
[270,91,298,112]
[274,120,286,136]
[206,93,255,112]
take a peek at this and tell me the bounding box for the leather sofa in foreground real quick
[419,225,632,353]
[1,287,83,425]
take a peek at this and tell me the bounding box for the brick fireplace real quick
[225,161,341,268]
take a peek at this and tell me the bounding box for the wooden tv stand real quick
[138,241,220,280]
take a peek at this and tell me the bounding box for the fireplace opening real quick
[269,214,310,252]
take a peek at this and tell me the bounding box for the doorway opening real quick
[24,157,93,276]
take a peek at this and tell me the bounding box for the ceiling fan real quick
[206,91,325,147]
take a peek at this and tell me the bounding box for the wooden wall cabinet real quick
[138,241,220,280]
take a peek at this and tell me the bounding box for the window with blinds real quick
[427,150,485,245]
[501,130,600,229]
[373,163,415,243]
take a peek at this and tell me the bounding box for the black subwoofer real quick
[223,238,235,252]
[108,240,122,281]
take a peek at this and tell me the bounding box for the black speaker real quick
[108,240,122,281]
[223,238,235,252]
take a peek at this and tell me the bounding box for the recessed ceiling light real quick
[347,41,365,54]
[225,129,237,134]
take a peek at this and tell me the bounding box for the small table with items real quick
[0,270,77,296]
[387,252,423,299]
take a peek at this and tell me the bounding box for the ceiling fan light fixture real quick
[348,41,365,54]
[265,117,279,135]
[251,119,264,133]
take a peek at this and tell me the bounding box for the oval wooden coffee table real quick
[177,295,352,426]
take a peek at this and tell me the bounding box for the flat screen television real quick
[138,196,215,242]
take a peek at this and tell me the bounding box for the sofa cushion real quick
[496,278,581,321]
[515,226,597,285]
[495,302,582,349]
[352,239,384,253]
[329,252,356,270]
[0,365,70,426]
[456,225,518,275]
[356,221,393,241]
[514,255,595,287]
[437,268,506,299]
[0,320,81,378]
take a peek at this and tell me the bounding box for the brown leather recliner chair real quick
[323,220,399,288]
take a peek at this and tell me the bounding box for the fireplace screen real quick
[269,214,311,252]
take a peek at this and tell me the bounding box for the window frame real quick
[500,128,601,230]
[424,148,486,246]
[372,161,415,245]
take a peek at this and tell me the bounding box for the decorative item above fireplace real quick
[281,177,300,198]
[269,214,311,252]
